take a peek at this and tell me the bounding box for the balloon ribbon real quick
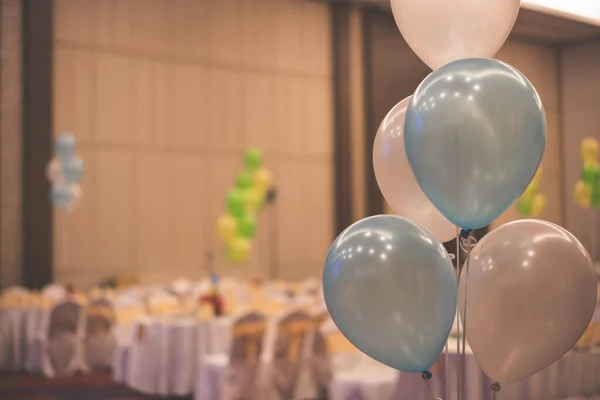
[459,229,477,400]
[455,226,461,400]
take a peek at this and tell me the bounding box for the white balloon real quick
[459,220,596,383]
[70,183,83,201]
[46,158,64,183]
[391,0,520,70]
[66,183,83,213]
[373,96,455,242]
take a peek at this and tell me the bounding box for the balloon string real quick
[63,211,70,270]
[421,371,438,400]
[591,209,597,264]
[460,232,477,397]
[461,236,471,382]
[455,226,461,400]
[425,377,435,400]
[490,381,501,400]
[444,339,449,399]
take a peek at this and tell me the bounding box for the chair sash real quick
[262,310,331,400]
[222,312,268,400]
[42,299,87,377]
[84,299,117,370]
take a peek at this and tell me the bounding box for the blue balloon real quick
[50,183,72,209]
[404,58,546,229]
[63,156,85,183]
[322,215,457,373]
[56,133,76,160]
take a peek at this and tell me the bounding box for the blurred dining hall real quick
[3,0,600,399]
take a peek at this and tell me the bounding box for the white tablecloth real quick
[330,338,600,400]
[117,316,231,396]
[0,306,51,372]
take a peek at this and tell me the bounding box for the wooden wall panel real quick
[561,42,600,260]
[53,0,334,287]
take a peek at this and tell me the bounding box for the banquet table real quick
[116,315,232,397]
[330,339,600,400]
[0,305,51,372]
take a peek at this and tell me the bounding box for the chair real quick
[124,316,161,394]
[300,277,322,297]
[41,284,66,303]
[147,290,180,315]
[39,298,87,377]
[195,311,268,400]
[171,278,193,297]
[261,309,331,399]
[23,293,50,373]
[1,286,32,370]
[112,290,147,383]
[84,297,117,371]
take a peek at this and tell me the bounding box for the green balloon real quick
[582,162,600,186]
[238,214,257,238]
[244,148,263,171]
[226,189,246,218]
[236,171,254,189]
[517,197,533,216]
[592,184,600,209]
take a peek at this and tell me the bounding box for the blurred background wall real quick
[52,0,334,285]
[1,0,600,288]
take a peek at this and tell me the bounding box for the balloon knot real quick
[421,370,432,380]
[460,229,471,238]
[490,381,501,392]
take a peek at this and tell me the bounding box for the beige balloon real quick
[459,219,596,383]
[391,0,520,70]
[373,96,455,242]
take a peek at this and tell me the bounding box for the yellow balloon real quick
[530,166,543,188]
[245,188,265,214]
[523,182,537,198]
[581,138,599,164]
[254,168,273,191]
[228,237,251,263]
[216,214,237,242]
[531,193,546,217]
[574,180,592,208]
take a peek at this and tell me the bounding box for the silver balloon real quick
[323,215,457,373]
[373,96,455,242]
[459,220,596,383]
[404,58,547,229]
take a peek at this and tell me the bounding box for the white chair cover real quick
[171,278,193,297]
[84,297,117,370]
[146,290,179,315]
[112,291,147,383]
[196,311,267,400]
[23,305,48,373]
[41,284,66,303]
[300,277,321,296]
[222,312,268,400]
[4,286,30,296]
[260,309,330,400]
[1,286,32,370]
[125,316,160,394]
[40,298,87,377]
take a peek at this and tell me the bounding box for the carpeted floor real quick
[0,373,189,400]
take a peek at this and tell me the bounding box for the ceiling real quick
[319,0,600,45]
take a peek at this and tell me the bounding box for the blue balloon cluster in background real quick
[49,132,85,210]
[56,133,77,160]
[50,183,73,210]
[63,156,86,183]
